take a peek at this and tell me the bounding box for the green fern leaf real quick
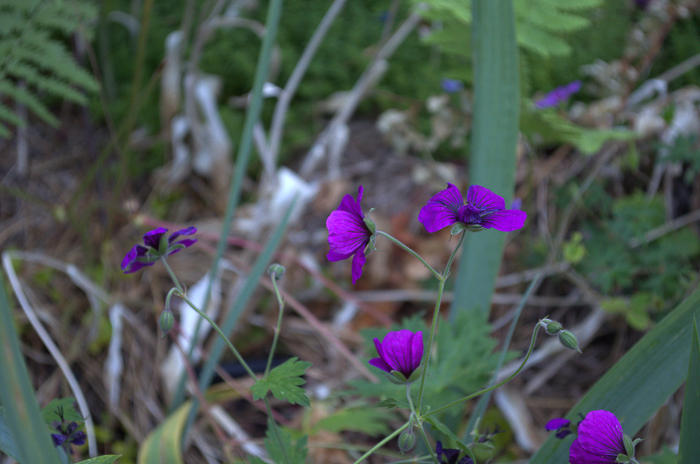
[0,81,59,126]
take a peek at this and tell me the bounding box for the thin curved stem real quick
[377,231,442,280]
[417,424,440,464]
[424,323,543,418]
[264,276,285,379]
[160,258,183,294]
[351,422,410,464]
[180,294,257,380]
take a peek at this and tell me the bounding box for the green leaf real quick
[528,288,700,464]
[678,319,700,464]
[450,0,520,319]
[137,402,191,464]
[0,267,61,463]
[263,417,307,464]
[75,456,122,464]
[41,398,82,425]
[423,416,477,463]
[251,358,312,406]
[0,406,21,462]
[314,408,396,436]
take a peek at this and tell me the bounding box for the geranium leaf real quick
[251,358,312,406]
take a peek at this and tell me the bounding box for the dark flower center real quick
[457,203,482,225]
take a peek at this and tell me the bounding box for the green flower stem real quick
[417,424,440,464]
[351,421,411,464]
[179,293,257,380]
[377,231,442,280]
[264,276,286,380]
[160,258,184,294]
[406,383,415,414]
[264,397,292,464]
[424,322,542,418]
[417,232,467,412]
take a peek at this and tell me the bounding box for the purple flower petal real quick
[371,330,423,378]
[327,249,354,262]
[481,209,527,232]
[418,183,463,233]
[143,228,167,249]
[569,410,625,464]
[71,431,86,446]
[350,248,367,285]
[121,244,154,274]
[337,186,365,218]
[167,238,197,255]
[52,434,68,447]
[168,226,197,243]
[545,418,570,431]
[465,185,505,212]
[368,356,392,373]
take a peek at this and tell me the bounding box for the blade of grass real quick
[450,0,520,320]
[0,268,62,464]
[528,289,700,464]
[170,0,285,411]
[678,318,700,464]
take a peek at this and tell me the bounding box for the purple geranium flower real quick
[326,186,375,285]
[436,441,474,464]
[570,411,627,464]
[419,184,526,233]
[545,418,573,439]
[535,80,582,109]
[369,330,423,379]
[121,227,197,274]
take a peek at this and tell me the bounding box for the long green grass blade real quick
[0,268,61,464]
[678,319,700,464]
[171,0,285,411]
[528,290,700,464]
[0,406,21,461]
[450,0,520,320]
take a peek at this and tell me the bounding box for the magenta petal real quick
[418,183,463,233]
[380,330,423,377]
[570,437,616,464]
[481,209,527,231]
[350,248,367,285]
[143,228,167,249]
[327,210,371,256]
[168,226,197,243]
[167,239,197,255]
[337,186,365,218]
[545,418,570,431]
[368,357,392,373]
[327,249,353,262]
[576,411,625,460]
[410,331,424,370]
[121,244,151,273]
[466,185,505,211]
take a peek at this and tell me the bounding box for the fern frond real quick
[517,23,572,57]
[525,8,591,32]
[0,0,97,138]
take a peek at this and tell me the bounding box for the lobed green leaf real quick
[251,358,312,406]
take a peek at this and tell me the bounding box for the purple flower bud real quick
[419,184,527,234]
[441,78,464,93]
[545,417,573,439]
[534,80,582,109]
[368,330,423,380]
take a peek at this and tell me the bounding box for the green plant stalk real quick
[179,294,257,380]
[351,421,410,464]
[264,397,292,464]
[417,232,467,412]
[425,322,542,418]
[417,424,440,464]
[161,258,184,294]
[264,276,286,379]
[0,268,62,464]
[377,231,441,280]
[172,0,286,412]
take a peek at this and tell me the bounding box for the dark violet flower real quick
[51,421,86,450]
[534,80,582,109]
[121,227,197,274]
[545,418,573,439]
[436,441,474,464]
[419,184,526,233]
[369,329,423,380]
[326,186,375,285]
[442,78,464,93]
[570,411,629,464]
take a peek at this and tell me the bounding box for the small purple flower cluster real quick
[326,184,526,284]
[51,421,86,449]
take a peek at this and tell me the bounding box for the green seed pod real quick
[267,264,286,280]
[546,321,563,335]
[159,310,174,337]
[559,330,582,353]
[398,428,416,453]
